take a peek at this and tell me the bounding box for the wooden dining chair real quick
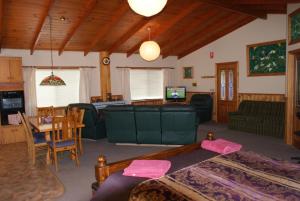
[67,107,85,155]
[48,116,79,171]
[37,106,54,125]
[18,112,48,165]
[90,96,103,103]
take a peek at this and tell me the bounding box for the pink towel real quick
[123,160,171,179]
[201,139,242,155]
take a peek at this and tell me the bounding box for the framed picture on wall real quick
[288,8,300,45]
[247,39,286,76]
[183,67,193,79]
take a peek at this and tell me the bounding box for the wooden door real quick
[216,62,238,123]
[0,58,11,82]
[9,58,23,82]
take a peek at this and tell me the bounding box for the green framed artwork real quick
[183,67,193,79]
[247,40,286,76]
[289,8,300,45]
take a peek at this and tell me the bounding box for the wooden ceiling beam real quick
[0,0,3,50]
[199,0,266,19]
[229,0,284,4]
[160,9,219,56]
[58,0,97,56]
[178,16,255,59]
[108,17,150,55]
[30,0,54,55]
[126,2,202,57]
[162,12,231,58]
[84,3,129,56]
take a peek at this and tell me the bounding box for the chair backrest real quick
[111,95,123,101]
[190,94,213,108]
[51,116,77,145]
[90,96,103,103]
[67,107,85,124]
[68,103,98,126]
[37,106,54,125]
[17,112,34,146]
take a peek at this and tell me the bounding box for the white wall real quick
[175,14,287,94]
[0,49,101,96]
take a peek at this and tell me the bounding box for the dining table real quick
[29,116,85,141]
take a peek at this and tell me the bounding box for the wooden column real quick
[100,51,111,101]
[285,53,295,145]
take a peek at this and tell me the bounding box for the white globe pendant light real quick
[128,0,168,17]
[140,41,160,61]
[139,27,161,61]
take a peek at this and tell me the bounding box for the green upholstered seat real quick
[228,101,285,138]
[135,106,161,144]
[190,94,213,123]
[68,103,106,140]
[161,105,197,145]
[104,105,136,143]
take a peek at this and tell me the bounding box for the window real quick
[130,69,163,100]
[35,69,80,107]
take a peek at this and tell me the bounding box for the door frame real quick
[215,61,239,123]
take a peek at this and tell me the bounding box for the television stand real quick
[165,101,187,105]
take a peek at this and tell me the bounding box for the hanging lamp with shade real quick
[40,16,66,86]
[127,0,167,17]
[139,27,161,61]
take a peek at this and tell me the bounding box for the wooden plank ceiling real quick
[1,0,287,58]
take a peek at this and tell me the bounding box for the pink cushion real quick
[123,160,171,179]
[42,116,52,124]
[201,138,242,155]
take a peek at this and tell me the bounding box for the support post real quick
[100,51,111,101]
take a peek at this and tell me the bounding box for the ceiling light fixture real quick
[139,27,160,61]
[40,16,66,86]
[60,16,66,21]
[127,0,167,17]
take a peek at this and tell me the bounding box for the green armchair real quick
[68,103,106,140]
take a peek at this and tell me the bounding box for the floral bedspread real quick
[129,151,300,201]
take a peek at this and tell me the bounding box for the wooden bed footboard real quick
[92,143,200,193]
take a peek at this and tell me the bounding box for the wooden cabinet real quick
[0,57,23,83]
[0,59,11,82]
[0,125,26,144]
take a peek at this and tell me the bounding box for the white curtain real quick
[23,68,37,116]
[79,68,92,103]
[121,68,131,104]
[162,69,173,101]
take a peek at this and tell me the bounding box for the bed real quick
[91,144,300,201]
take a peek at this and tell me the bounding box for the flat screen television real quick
[166,87,186,101]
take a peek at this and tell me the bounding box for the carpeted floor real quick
[0,143,64,201]
[53,122,300,201]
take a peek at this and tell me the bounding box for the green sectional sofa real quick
[228,100,285,138]
[103,106,136,143]
[104,105,198,145]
